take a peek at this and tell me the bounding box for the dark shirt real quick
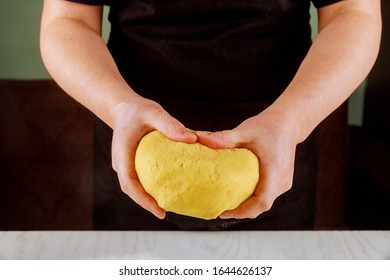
[67,0,342,8]
[64,0,342,102]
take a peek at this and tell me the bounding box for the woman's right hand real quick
[110,96,197,219]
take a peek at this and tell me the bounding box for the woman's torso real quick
[93,0,318,230]
[107,0,312,101]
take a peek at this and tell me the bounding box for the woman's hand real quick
[111,96,197,219]
[196,108,301,219]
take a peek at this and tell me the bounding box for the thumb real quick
[196,129,243,149]
[148,109,197,144]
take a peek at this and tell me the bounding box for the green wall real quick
[0,0,110,80]
[0,1,48,79]
[0,1,363,125]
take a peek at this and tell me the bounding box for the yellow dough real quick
[135,130,259,220]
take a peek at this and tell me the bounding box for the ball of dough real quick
[135,130,259,220]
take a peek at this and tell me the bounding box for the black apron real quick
[93,0,319,230]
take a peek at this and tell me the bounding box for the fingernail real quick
[196,131,210,136]
[181,130,197,141]
[182,130,194,135]
[154,210,165,220]
[219,213,233,219]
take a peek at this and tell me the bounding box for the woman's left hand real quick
[196,108,301,219]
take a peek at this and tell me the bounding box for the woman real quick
[40,0,381,230]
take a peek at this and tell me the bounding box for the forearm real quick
[268,2,381,143]
[40,13,136,128]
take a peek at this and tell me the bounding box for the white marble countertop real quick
[0,231,389,260]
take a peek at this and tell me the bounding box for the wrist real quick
[267,86,326,144]
[255,103,305,146]
[108,88,143,129]
[110,99,140,130]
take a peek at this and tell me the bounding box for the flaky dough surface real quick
[135,131,259,220]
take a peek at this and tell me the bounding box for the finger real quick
[147,108,197,144]
[219,194,274,219]
[112,131,166,219]
[219,168,272,219]
[196,129,244,149]
[219,158,293,219]
[118,174,166,219]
